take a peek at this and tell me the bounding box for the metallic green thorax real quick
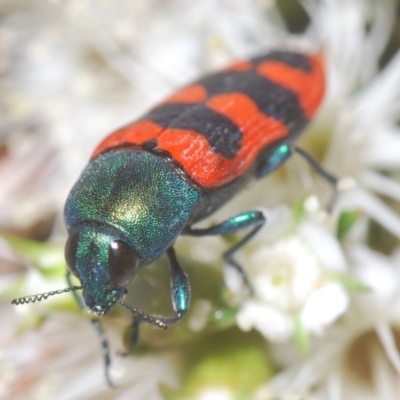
[65,150,200,264]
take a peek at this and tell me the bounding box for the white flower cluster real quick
[1,0,400,399]
[226,201,349,343]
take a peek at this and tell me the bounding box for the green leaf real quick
[337,210,359,240]
[2,234,65,277]
[159,385,180,400]
[332,273,370,292]
[222,233,238,245]
[233,387,251,400]
[293,315,309,356]
[176,329,275,398]
[16,312,48,335]
[292,195,308,222]
[0,276,26,302]
[210,306,238,329]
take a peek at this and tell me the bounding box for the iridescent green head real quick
[64,150,199,315]
[65,223,139,314]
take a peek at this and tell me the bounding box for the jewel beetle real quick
[12,50,337,385]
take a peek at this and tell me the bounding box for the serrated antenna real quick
[12,286,83,305]
[118,300,167,330]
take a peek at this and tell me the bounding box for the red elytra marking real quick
[91,54,323,186]
[225,60,252,71]
[92,120,164,159]
[92,93,290,187]
[165,84,207,103]
[157,128,229,187]
[257,55,325,119]
[155,93,288,187]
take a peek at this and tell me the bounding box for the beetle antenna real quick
[11,286,83,305]
[118,300,167,330]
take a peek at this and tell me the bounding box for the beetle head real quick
[65,223,141,315]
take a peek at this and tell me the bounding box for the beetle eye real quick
[108,240,141,287]
[65,233,79,277]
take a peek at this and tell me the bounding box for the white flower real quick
[0,308,179,400]
[262,246,400,400]
[227,202,350,343]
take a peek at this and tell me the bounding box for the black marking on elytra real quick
[142,139,157,151]
[251,51,312,72]
[145,103,242,159]
[200,70,307,134]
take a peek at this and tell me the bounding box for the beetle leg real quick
[187,211,265,237]
[223,223,264,292]
[156,246,190,325]
[66,272,115,387]
[257,143,293,177]
[90,319,116,387]
[290,145,338,186]
[121,246,188,354]
[119,314,140,357]
[187,211,266,292]
[258,143,338,186]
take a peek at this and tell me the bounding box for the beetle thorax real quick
[64,150,200,264]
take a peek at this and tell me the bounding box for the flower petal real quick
[236,301,293,342]
[300,283,349,335]
[299,221,347,273]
